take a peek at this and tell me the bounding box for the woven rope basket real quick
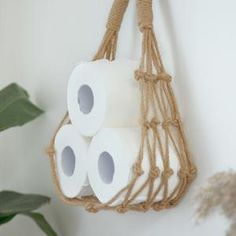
[47,0,197,213]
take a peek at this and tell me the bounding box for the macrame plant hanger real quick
[47,0,197,213]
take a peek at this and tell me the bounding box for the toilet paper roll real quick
[88,128,180,205]
[54,124,93,198]
[67,59,140,137]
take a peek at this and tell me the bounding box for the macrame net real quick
[47,0,197,213]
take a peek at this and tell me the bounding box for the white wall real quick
[0,0,235,235]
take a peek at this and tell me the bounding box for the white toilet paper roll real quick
[88,128,180,205]
[67,59,140,137]
[54,124,93,198]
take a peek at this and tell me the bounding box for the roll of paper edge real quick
[67,59,140,137]
[54,124,93,198]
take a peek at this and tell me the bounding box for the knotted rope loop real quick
[143,118,160,131]
[153,201,171,211]
[162,168,174,178]
[143,117,160,130]
[172,118,179,127]
[136,0,153,31]
[133,161,144,177]
[106,0,129,31]
[143,121,151,130]
[135,70,151,82]
[162,118,179,129]
[46,146,55,157]
[150,117,160,129]
[188,167,197,181]
[155,73,172,83]
[178,167,197,181]
[135,70,171,84]
[178,169,188,179]
[137,203,149,212]
[116,204,129,213]
[135,70,155,83]
[134,70,144,81]
[149,166,160,179]
[86,204,99,213]
[162,119,171,129]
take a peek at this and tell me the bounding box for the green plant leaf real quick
[0,214,16,225]
[0,192,57,234]
[0,83,43,132]
[22,212,57,236]
[0,191,50,216]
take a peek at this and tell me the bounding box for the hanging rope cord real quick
[46,0,197,213]
[94,0,129,60]
[129,0,197,211]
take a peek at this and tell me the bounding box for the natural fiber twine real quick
[46,0,197,213]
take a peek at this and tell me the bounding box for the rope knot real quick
[143,121,151,130]
[153,201,170,211]
[162,168,174,178]
[152,203,162,211]
[162,118,179,129]
[46,146,55,157]
[162,119,171,129]
[138,203,149,212]
[172,118,179,127]
[135,71,155,83]
[86,204,99,213]
[136,72,172,84]
[150,117,160,129]
[178,167,197,180]
[134,70,143,81]
[155,73,172,83]
[143,73,153,82]
[160,201,171,209]
[133,162,144,177]
[149,166,160,179]
[178,169,188,179]
[189,167,197,180]
[116,204,128,213]
[143,118,160,130]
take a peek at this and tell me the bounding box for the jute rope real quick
[94,0,129,61]
[46,0,197,213]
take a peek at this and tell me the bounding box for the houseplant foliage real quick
[195,171,236,236]
[0,83,57,236]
